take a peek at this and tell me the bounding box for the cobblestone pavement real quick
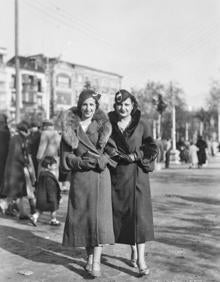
[0,155,220,282]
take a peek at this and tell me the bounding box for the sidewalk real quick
[0,156,220,281]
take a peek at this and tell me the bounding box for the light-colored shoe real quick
[29,215,37,227]
[49,219,61,226]
[84,262,92,273]
[129,258,137,268]
[138,265,150,276]
[0,199,8,214]
[90,262,101,278]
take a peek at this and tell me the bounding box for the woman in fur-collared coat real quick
[107,89,158,276]
[60,90,114,278]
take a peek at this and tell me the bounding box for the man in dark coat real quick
[29,122,41,177]
[196,135,208,168]
[0,114,10,198]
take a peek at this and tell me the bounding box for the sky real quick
[0,0,220,109]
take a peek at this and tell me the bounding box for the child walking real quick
[188,141,199,169]
[30,156,61,226]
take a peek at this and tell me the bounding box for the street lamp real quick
[218,104,220,143]
[169,82,180,163]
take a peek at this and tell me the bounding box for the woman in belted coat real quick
[2,121,36,217]
[60,90,114,278]
[0,114,10,198]
[107,89,158,276]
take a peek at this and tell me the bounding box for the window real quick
[0,55,3,64]
[37,96,43,107]
[56,92,72,105]
[37,79,42,92]
[11,75,16,89]
[56,74,71,89]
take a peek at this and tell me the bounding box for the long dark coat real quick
[196,138,207,165]
[61,107,114,248]
[3,133,29,199]
[108,110,158,245]
[0,126,10,196]
[29,130,41,176]
[36,170,61,212]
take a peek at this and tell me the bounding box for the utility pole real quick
[45,57,50,119]
[171,82,176,151]
[170,82,180,163]
[185,122,189,142]
[218,104,220,143]
[15,0,20,123]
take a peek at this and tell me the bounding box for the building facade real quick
[4,53,122,121]
[0,48,8,114]
[7,55,47,121]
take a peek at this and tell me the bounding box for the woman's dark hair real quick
[113,90,138,115]
[17,121,29,133]
[77,89,100,113]
[41,156,57,168]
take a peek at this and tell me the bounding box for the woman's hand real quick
[79,156,97,170]
[96,154,109,171]
[66,154,96,171]
[118,152,137,164]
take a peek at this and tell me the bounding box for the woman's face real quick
[80,97,96,120]
[115,97,134,118]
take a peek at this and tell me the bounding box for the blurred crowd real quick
[156,134,220,169]
[0,113,68,225]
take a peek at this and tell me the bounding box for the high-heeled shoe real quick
[138,266,150,276]
[84,262,92,273]
[129,258,137,268]
[90,262,101,278]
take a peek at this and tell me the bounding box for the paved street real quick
[0,156,220,282]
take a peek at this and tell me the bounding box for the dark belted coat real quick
[61,107,115,248]
[108,109,158,245]
[0,126,10,196]
[3,133,29,199]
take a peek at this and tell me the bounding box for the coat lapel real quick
[62,106,111,154]
[77,124,100,154]
[109,110,141,154]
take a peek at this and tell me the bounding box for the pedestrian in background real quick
[196,135,208,168]
[108,89,158,277]
[60,90,114,278]
[0,114,10,199]
[29,121,41,177]
[177,136,187,163]
[2,121,36,218]
[188,140,199,168]
[36,119,61,178]
[30,155,61,226]
[164,138,172,169]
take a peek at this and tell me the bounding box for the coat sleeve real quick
[36,131,48,160]
[59,137,82,172]
[135,121,159,172]
[135,121,158,161]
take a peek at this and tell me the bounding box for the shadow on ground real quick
[0,223,138,279]
[152,194,220,280]
[0,224,94,280]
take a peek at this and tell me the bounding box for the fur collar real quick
[108,109,141,154]
[61,107,112,150]
[108,109,141,137]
